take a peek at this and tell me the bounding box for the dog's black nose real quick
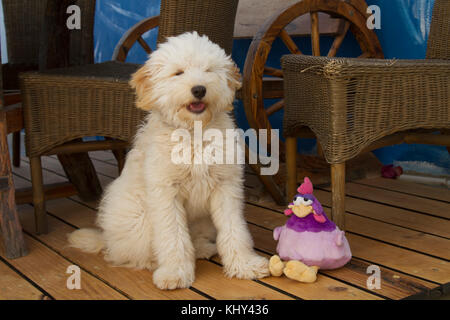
[191,85,206,99]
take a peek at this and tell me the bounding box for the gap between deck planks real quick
[355,177,450,203]
[244,172,450,240]
[0,231,127,300]
[0,258,49,300]
[244,176,450,285]
[12,173,291,300]
[24,154,449,295]
[13,155,382,300]
[12,151,448,298]
[322,182,449,220]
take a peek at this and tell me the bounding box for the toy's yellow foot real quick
[269,255,285,277]
[283,260,319,283]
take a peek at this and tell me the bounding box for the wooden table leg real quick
[12,131,21,167]
[0,111,27,258]
[286,136,298,202]
[331,162,346,230]
[58,152,103,202]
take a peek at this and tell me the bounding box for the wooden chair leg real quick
[331,162,346,230]
[112,148,126,175]
[0,113,27,258]
[286,136,298,201]
[12,131,21,167]
[30,156,48,234]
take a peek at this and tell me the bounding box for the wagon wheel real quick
[242,0,383,203]
[112,15,159,62]
[243,0,383,148]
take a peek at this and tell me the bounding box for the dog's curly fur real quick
[67,32,269,290]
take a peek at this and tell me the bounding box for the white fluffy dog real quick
[68,32,269,290]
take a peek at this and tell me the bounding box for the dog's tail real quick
[67,228,104,253]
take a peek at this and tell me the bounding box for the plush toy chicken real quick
[269,177,352,283]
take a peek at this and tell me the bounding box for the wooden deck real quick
[1,150,449,300]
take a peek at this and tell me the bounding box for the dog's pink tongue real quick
[189,102,205,113]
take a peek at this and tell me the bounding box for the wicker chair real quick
[281,0,450,230]
[20,0,239,234]
[1,0,47,167]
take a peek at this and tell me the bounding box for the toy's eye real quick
[301,198,313,206]
[175,70,184,76]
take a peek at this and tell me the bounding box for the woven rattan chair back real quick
[2,0,46,66]
[39,0,96,69]
[69,0,96,66]
[426,0,450,60]
[157,0,239,55]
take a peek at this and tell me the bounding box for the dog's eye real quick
[175,71,184,76]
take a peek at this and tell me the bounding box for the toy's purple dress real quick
[274,178,351,270]
[274,214,351,269]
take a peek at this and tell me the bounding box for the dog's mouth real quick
[187,102,206,114]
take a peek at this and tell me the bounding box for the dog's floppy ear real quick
[227,63,242,91]
[130,65,155,111]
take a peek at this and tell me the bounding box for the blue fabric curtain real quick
[94,0,448,173]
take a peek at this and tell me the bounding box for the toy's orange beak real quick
[288,204,313,218]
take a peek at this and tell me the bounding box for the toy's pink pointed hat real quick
[297,177,313,195]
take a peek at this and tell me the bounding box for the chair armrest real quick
[281,55,450,78]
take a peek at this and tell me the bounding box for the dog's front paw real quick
[224,253,269,280]
[153,264,195,290]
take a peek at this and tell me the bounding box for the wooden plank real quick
[347,234,450,284]
[211,254,382,300]
[15,155,446,298]
[15,182,78,205]
[323,182,450,219]
[17,205,205,300]
[190,260,292,300]
[243,204,443,298]
[356,177,450,203]
[0,232,127,300]
[234,0,341,38]
[313,189,450,239]
[0,260,47,300]
[246,224,439,299]
[345,213,450,260]
[33,156,450,261]
[40,198,291,300]
[14,172,292,300]
[246,199,450,260]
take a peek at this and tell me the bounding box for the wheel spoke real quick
[137,36,152,54]
[263,66,283,78]
[358,52,371,58]
[279,29,302,54]
[266,99,284,116]
[327,20,350,57]
[310,12,320,56]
